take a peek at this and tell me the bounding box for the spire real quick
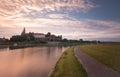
[21,27,26,35]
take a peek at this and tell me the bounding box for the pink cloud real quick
[0,0,95,18]
[0,17,120,39]
[48,14,68,19]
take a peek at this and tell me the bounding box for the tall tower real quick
[21,27,26,35]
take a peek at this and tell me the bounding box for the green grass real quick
[80,43,120,73]
[50,47,87,77]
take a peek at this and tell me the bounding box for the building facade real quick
[33,33,45,40]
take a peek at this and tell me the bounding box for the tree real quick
[10,35,27,42]
[29,32,35,41]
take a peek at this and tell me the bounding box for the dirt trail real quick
[74,46,120,77]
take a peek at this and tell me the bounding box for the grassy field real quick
[80,43,120,73]
[50,47,87,77]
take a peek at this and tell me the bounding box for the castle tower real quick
[21,27,26,35]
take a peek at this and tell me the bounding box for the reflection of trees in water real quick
[0,46,69,77]
[0,46,9,52]
[46,46,64,60]
[20,49,25,60]
[14,48,35,61]
[47,46,55,59]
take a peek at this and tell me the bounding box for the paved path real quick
[74,46,120,77]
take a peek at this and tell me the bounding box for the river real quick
[0,46,68,77]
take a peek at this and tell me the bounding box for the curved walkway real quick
[74,46,120,77]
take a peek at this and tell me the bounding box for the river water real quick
[0,46,68,77]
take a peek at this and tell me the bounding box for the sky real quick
[0,0,120,41]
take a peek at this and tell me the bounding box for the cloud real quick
[0,27,22,38]
[1,16,120,40]
[48,14,68,19]
[0,0,95,18]
[0,0,119,41]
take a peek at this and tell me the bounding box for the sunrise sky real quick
[0,0,120,41]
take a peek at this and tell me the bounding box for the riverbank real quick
[80,43,120,73]
[50,47,87,77]
[0,41,82,49]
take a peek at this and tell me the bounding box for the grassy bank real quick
[50,47,87,77]
[80,43,120,73]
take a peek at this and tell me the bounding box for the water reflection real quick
[0,46,9,52]
[0,46,68,77]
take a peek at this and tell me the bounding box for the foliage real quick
[29,32,35,41]
[31,40,47,44]
[10,35,27,42]
[10,33,35,42]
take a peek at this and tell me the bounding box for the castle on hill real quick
[20,27,62,41]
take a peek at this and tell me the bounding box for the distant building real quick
[19,28,62,41]
[45,32,62,41]
[32,33,45,40]
[21,27,26,36]
[0,37,9,42]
